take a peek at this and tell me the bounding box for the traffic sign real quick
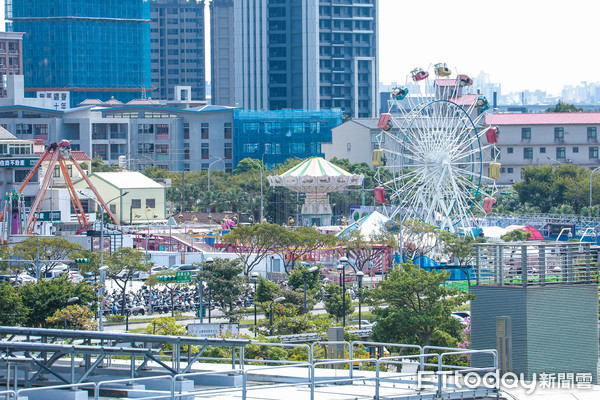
[176,270,192,283]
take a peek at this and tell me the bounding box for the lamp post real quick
[270,297,285,336]
[590,167,600,210]
[247,157,265,223]
[65,296,79,329]
[77,191,128,269]
[337,257,348,327]
[204,258,214,322]
[196,265,204,324]
[556,228,573,241]
[98,266,109,331]
[303,266,318,314]
[356,271,364,330]
[207,156,225,192]
[251,271,259,337]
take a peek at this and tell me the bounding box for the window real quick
[588,127,597,142]
[16,124,32,135]
[92,144,108,160]
[540,147,546,153]
[290,143,305,154]
[554,127,564,142]
[155,124,169,137]
[146,199,156,208]
[507,147,513,154]
[224,123,232,139]
[573,147,579,153]
[138,143,154,154]
[34,124,48,138]
[347,143,352,151]
[156,144,169,155]
[53,165,61,178]
[92,124,107,140]
[201,123,209,139]
[523,148,533,159]
[138,124,154,134]
[183,122,190,139]
[590,147,599,159]
[556,147,566,159]
[224,142,232,159]
[109,204,116,214]
[201,143,209,159]
[507,168,514,173]
[131,199,141,209]
[521,127,531,141]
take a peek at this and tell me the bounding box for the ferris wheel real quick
[373,63,500,232]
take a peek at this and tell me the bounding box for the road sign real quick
[176,270,192,283]
[35,211,62,221]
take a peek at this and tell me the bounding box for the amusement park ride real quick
[372,62,501,232]
[0,140,117,237]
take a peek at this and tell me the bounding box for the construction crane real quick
[0,140,118,235]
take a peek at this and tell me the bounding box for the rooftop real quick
[486,112,600,125]
[93,171,165,189]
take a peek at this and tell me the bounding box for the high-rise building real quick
[211,0,378,118]
[0,32,24,98]
[7,0,151,107]
[150,0,206,101]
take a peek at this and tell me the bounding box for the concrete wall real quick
[470,284,598,382]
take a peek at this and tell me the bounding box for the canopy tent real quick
[338,211,390,239]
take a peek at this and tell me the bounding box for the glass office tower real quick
[7,0,151,106]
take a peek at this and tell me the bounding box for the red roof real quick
[35,150,91,161]
[435,78,458,87]
[486,113,600,126]
[450,94,479,106]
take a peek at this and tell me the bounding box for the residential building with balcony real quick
[486,113,600,185]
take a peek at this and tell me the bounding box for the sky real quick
[1,0,598,96]
[379,0,600,95]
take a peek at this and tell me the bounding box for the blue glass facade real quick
[8,0,151,106]
[233,109,342,167]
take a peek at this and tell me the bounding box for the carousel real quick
[268,157,363,226]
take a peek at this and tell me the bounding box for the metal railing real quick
[475,241,596,286]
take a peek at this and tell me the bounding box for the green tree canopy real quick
[367,264,473,346]
[0,282,28,326]
[12,237,85,277]
[199,258,245,322]
[323,283,354,323]
[287,264,321,292]
[438,232,485,286]
[546,101,583,113]
[19,275,95,327]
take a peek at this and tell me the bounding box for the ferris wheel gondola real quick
[374,64,500,232]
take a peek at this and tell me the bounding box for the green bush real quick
[105,314,126,323]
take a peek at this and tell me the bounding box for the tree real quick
[19,275,95,327]
[401,220,439,261]
[501,229,532,242]
[438,232,485,286]
[106,247,152,316]
[546,101,583,113]
[368,264,473,346]
[45,304,97,330]
[0,282,28,326]
[12,237,85,277]
[287,264,321,292]
[338,229,397,274]
[255,276,280,303]
[274,227,336,273]
[221,223,285,276]
[199,258,245,322]
[323,283,354,323]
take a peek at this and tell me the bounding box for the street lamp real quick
[556,228,573,241]
[303,266,318,314]
[195,266,205,324]
[98,266,109,331]
[288,216,295,227]
[247,157,265,223]
[205,258,214,322]
[78,191,128,269]
[337,257,349,327]
[207,156,225,192]
[270,296,285,336]
[65,296,79,329]
[590,167,600,210]
[251,271,259,337]
[356,271,364,329]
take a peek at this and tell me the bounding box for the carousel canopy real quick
[268,157,363,193]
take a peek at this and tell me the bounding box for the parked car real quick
[169,264,196,271]
[452,311,470,324]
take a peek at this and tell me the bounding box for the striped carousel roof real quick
[280,157,352,177]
